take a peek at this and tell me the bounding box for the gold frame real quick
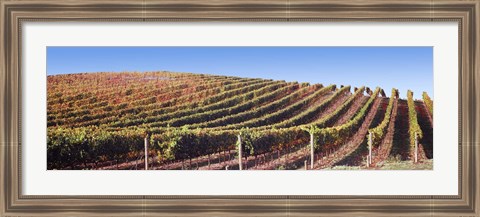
[1,0,479,216]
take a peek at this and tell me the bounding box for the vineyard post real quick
[144,136,149,170]
[368,132,372,167]
[237,134,242,170]
[310,132,314,170]
[414,132,418,163]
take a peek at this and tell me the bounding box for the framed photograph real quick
[1,0,478,216]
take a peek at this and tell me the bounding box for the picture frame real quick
[1,0,478,216]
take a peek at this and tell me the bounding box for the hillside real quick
[47,71,433,170]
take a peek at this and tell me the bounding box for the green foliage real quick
[311,86,365,128]
[407,90,423,150]
[238,127,309,157]
[50,77,261,127]
[47,127,90,169]
[151,126,237,162]
[47,126,145,169]
[367,88,397,147]
[422,91,433,116]
[222,84,337,130]
[152,81,288,128]
[312,87,381,151]
[268,86,356,129]
[300,82,310,87]
[301,125,320,149]
[47,72,422,170]
[189,84,316,129]
[107,79,270,128]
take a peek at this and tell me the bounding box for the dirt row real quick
[82,96,431,170]
[312,97,382,169]
[371,99,399,167]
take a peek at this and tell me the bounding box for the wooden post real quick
[304,160,308,170]
[368,132,372,167]
[414,132,418,163]
[144,136,149,170]
[208,154,211,170]
[238,134,242,170]
[310,132,314,170]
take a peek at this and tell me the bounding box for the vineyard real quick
[47,71,433,170]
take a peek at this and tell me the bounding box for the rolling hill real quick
[47,71,433,170]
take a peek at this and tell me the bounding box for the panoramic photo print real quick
[47,47,433,170]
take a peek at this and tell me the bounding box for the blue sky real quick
[47,47,433,99]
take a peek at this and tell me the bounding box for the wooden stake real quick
[238,134,242,170]
[208,154,211,170]
[310,132,314,169]
[414,132,418,163]
[144,136,149,170]
[368,132,372,167]
[304,160,308,170]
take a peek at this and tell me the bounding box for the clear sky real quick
[47,47,433,99]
